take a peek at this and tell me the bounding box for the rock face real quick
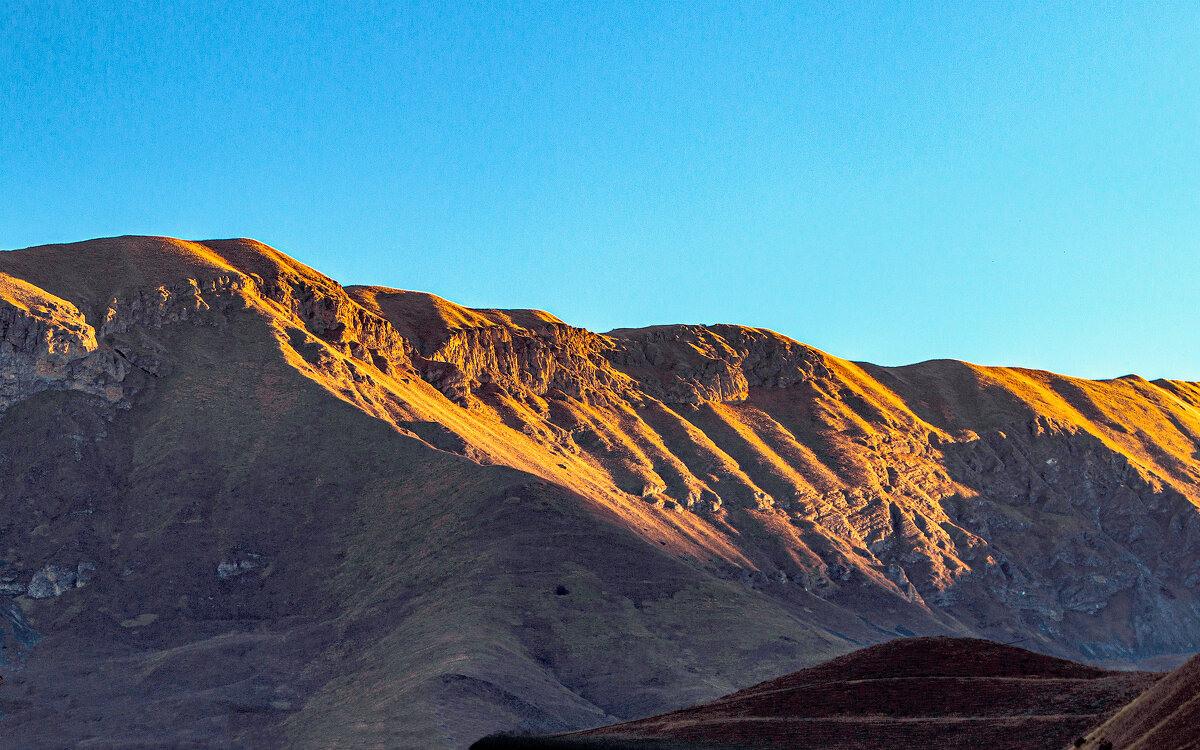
[25,566,77,599]
[606,324,835,403]
[0,275,125,412]
[0,236,1199,750]
[346,287,634,406]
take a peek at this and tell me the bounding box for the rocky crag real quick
[0,236,1199,748]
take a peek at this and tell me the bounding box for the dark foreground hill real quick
[472,638,1159,750]
[1,236,1200,748]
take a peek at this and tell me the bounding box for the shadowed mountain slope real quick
[474,637,1159,750]
[0,236,1199,748]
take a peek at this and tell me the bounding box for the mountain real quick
[1,236,1199,749]
[471,637,1159,750]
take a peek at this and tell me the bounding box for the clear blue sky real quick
[3,2,1198,379]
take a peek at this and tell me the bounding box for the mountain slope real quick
[0,236,1199,748]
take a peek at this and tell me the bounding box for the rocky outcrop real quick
[0,275,128,413]
[433,320,628,403]
[216,551,265,580]
[99,275,249,337]
[250,275,415,373]
[347,287,633,405]
[21,562,95,600]
[606,324,835,403]
[0,271,267,414]
[411,319,636,405]
[26,565,78,599]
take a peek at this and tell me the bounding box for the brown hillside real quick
[1074,650,1200,750]
[1,236,1199,748]
[502,638,1158,750]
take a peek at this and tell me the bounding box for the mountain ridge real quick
[2,235,1200,748]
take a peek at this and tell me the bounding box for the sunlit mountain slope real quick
[1,236,1199,748]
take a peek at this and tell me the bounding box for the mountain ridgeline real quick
[1,236,1199,748]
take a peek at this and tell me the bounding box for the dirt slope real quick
[475,637,1158,750]
[0,236,1199,748]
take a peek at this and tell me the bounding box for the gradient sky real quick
[3,2,1198,379]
